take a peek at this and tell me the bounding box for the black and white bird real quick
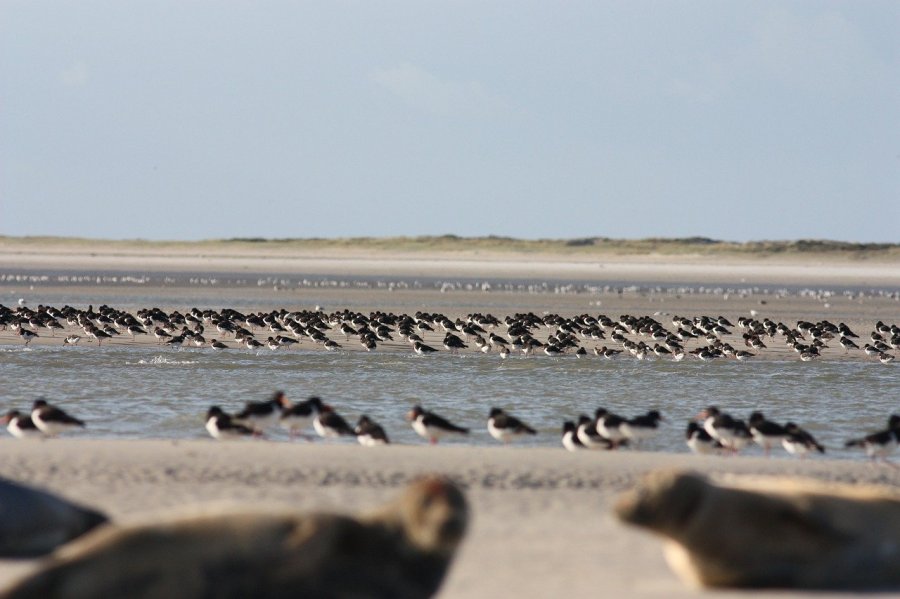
[406,405,469,444]
[698,406,750,452]
[30,399,85,436]
[781,422,825,458]
[576,414,614,450]
[205,406,256,440]
[844,414,900,464]
[685,421,722,455]
[748,411,789,456]
[313,404,356,439]
[442,334,467,353]
[486,408,537,444]
[279,396,324,439]
[354,415,390,446]
[561,421,584,452]
[622,410,664,445]
[413,341,438,355]
[595,408,628,448]
[234,391,286,432]
[19,328,39,346]
[3,410,44,439]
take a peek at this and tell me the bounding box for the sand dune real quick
[2,237,899,285]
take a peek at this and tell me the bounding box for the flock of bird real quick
[5,395,900,466]
[563,405,898,464]
[3,301,897,463]
[1,302,898,364]
[203,394,527,446]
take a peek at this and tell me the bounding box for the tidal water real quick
[2,341,898,460]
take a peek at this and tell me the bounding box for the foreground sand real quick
[0,439,898,598]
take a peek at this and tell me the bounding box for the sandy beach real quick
[0,240,898,597]
[2,238,900,286]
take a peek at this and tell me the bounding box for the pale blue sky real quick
[2,1,898,242]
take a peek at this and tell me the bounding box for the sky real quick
[1,1,898,242]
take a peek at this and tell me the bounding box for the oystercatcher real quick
[748,411,789,457]
[31,399,85,436]
[413,341,438,355]
[313,404,355,439]
[845,414,900,464]
[698,406,748,452]
[234,391,287,432]
[19,328,39,346]
[561,421,584,451]
[782,422,825,457]
[354,415,390,446]
[280,396,324,439]
[442,333,467,353]
[486,408,537,444]
[205,406,256,440]
[576,414,615,450]
[622,410,664,445]
[685,421,721,455]
[406,405,469,444]
[595,408,628,448]
[3,410,44,439]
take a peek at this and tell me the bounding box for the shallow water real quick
[2,341,897,460]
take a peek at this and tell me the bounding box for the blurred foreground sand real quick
[0,441,897,598]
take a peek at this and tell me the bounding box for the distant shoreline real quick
[2,235,899,261]
[2,235,899,288]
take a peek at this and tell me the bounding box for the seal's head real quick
[615,470,707,537]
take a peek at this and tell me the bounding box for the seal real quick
[2,476,468,599]
[0,478,107,558]
[615,470,900,590]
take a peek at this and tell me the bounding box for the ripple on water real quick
[126,355,201,366]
